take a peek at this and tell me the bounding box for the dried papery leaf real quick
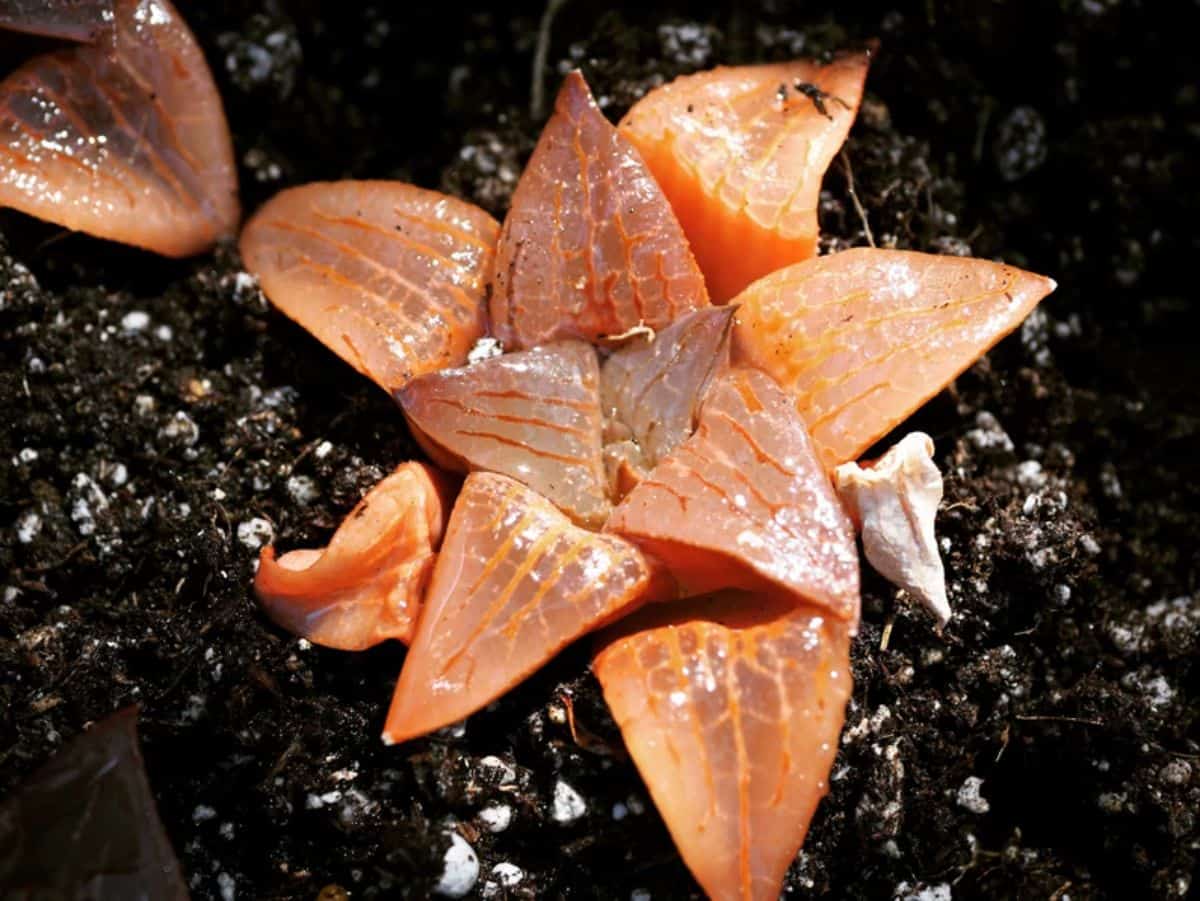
[593,591,852,901]
[255,462,455,650]
[0,0,238,256]
[398,340,611,528]
[0,0,112,41]
[490,70,709,349]
[620,53,871,302]
[732,247,1057,469]
[608,367,860,624]
[383,472,672,744]
[835,432,950,626]
[600,305,735,485]
[240,180,499,393]
[0,707,187,899]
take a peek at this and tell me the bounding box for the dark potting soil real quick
[1,1,1197,898]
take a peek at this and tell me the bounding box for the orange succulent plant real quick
[0,11,1057,894]
[240,62,1054,900]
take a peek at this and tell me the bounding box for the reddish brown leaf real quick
[608,367,859,623]
[594,591,852,901]
[732,247,1057,468]
[490,70,708,349]
[0,0,238,256]
[620,54,871,302]
[240,180,499,393]
[399,340,611,527]
[383,472,672,744]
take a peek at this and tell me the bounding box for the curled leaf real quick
[255,462,455,650]
[600,305,734,488]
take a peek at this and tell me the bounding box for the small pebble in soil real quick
[286,474,318,505]
[434,830,480,898]
[477,803,513,833]
[15,509,41,544]
[120,310,150,332]
[477,755,517,783]
[993,105,1048,181]
[159,411,200,447]
[956,776,990,814]
[552,778,586,823]
[236,517,275,549]
[965,411,1014,454]
[491,862,523,887]
[305,790,343,809]
[895,883,953,901]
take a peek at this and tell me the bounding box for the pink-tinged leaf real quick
[254,462,455,650]
[0,0,112,42]
[399,340,611,527]
[732,247,1057,469]
[490,70,708,349]
[601,306,735,490]
[593,591,852,901]
[620,53,871,302]
[383,472,672,744]
[240,180,499,393]
[608,367,860,623]
[0,0,238,256]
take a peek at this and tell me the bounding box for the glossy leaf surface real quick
[594,592,851,901]
[241,180,499,392]
[0,0,237,256]
[384,472,670,743]
[255,462,454,650]
[732,247,1057,468]
[490,70,708,349]
[620,55,871,301]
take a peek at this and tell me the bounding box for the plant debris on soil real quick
[1,1,1197,899]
